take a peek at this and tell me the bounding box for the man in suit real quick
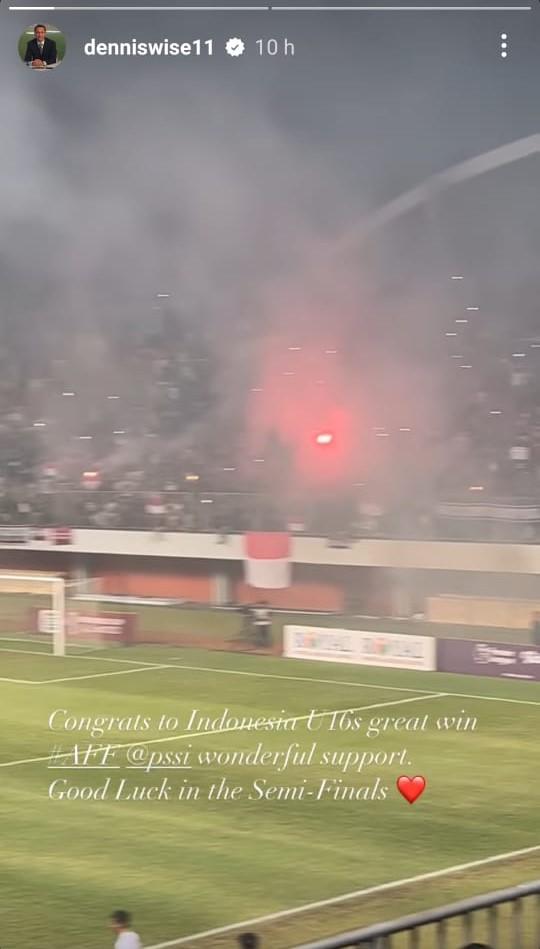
[24,24,57,69]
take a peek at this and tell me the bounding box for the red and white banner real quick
[0,526,73,545]
[36,609,135,644]
[243,532,291,589]
[51,527,73,545]
[146,494,165,515]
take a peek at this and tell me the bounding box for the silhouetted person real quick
[238,934,259,949]
[252,601,271,647]
[459,943,493,949]
[237,602,252,642]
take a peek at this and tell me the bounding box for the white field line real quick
[0,642,155,661]
[0,646,62,657]
[0,692,443,769]
[144,843,540,949]
[0,648,168,684]
[142,658,540,707]
[0,644,539,707]
[0,636,98,650]
[36,665,171,685]
[0,646,160,665]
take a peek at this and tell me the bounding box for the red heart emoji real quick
[397,775,426,804]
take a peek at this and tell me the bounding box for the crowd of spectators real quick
[0,309,539,542]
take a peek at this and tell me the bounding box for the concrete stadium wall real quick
[100,571,214,603]
[1,529,540,573]
[0,538,539,616]
[234,580,344,612]
[427,594,540,629]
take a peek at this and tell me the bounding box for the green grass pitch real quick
[0,638,539,949]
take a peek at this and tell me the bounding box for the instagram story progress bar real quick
[7,3,535,10]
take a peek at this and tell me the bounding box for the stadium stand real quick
[0,312,539,542]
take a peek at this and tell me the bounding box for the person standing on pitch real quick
[252,600,271,647]
[531,611,540,646]
[110,910,142,949]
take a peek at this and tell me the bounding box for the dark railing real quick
[1,489,540,542]
[294,881,540,949]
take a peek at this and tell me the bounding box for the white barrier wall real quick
[426,594,540,629]
[1,528,540,574]
[283,626,436,671]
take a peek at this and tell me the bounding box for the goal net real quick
[0,573,134,656]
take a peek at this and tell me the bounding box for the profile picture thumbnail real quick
[19,23,66,70]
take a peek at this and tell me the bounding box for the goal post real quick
[0,572,135,655]
[0,573,126,656]
[0,572,66,656]
[52,577,65,657]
